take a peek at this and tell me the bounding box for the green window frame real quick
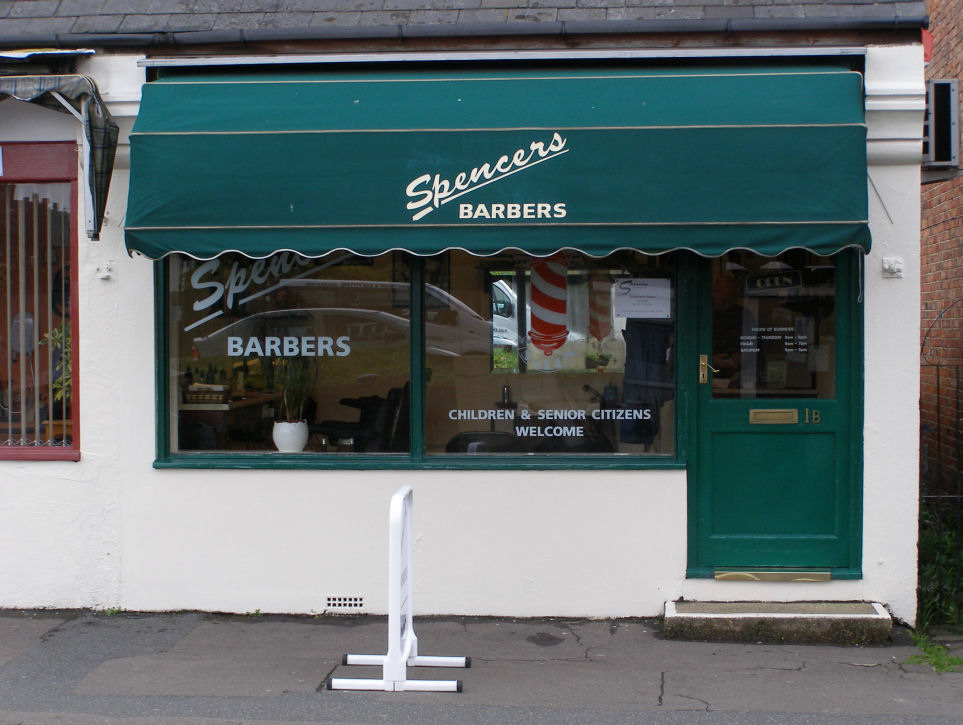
[153,254,694,470]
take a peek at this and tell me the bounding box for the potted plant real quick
[40,321,72,442]
[271,356,311,452]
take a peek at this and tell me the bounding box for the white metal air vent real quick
[923,79,960,168]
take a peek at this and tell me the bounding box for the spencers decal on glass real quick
[186,253,319,332]
[405,132,569,222]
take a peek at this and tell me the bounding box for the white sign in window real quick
[614,278,671,319]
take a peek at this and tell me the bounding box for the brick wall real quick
[920,0,963,492]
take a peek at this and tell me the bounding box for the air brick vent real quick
[326,596,364,611]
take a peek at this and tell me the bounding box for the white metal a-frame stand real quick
[327,485,470,692]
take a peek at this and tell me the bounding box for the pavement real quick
[1,610,962,725]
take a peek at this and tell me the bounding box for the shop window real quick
[1,179,77,459]
[163,249,675,462]
[429,250,675,456]
[168,252,411,454]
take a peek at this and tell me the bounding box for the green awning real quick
[125,66,870,260]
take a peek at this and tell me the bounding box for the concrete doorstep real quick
[663,600,893,645]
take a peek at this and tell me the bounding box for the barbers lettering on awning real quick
[405,132,568,221]
[458,202,567,220]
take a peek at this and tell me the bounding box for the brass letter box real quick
[749,409,798,425]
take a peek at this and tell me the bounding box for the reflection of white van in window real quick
[491,279,518,348]
[194,279,506,359]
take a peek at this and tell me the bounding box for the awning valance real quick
[0,74,118,239]
[124,66,870,260]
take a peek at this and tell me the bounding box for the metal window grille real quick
[919,364,963,626]
[1,183,73,448]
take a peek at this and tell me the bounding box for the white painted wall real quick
[0,46,924,624]
[861,44,925,625]
[0,100,76,140]
[0,63,128,610]
[118,469,686,616]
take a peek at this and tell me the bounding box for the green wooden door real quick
[689,250,862,577]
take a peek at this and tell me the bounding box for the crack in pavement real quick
[746,661,807,672]
[673,693,712,711]
[316,663,340,692]
[658,671,713,712]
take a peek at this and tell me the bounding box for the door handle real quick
[699,354,720,384]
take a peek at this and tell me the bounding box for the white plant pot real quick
[272,420,309,452]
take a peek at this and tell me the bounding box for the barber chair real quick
[310,383,410,453]
[445,430,529,453]
[310,394,387,452]
[532,430,616,453]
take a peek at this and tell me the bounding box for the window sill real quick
[154,452,686,471]
[1,448,80,462]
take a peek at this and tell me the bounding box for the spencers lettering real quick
[190,253,314,316]
[405,132,568,221]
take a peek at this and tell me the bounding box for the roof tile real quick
[754,4,808,17]
[71,14,125,33]
[704,5,754,18]
[454,7,515,22]
[239,0,283,11]
[410,9,462,23]
[511,8,559,20]
[23,16,77,33]
[9,0,58,17]
[384,0,482,10]
[103,0,154,13]
[357,10,411,25]
[576,0,626,8]
[608,5,705,19]
[308,12,364,26]
[479,0,528,8]
[559,7,608,21]
[314,0,383,9]
[57,0,108,15]
[146,0,197,14]
[119,13,173,32]
[192,0,246,11]
[167,13,219,30]
[0,17,31,33]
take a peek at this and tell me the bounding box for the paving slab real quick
[0,613,64,668]
[0,611,962,725]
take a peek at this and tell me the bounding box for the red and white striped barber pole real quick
[528,253,569,356]
[588,275,612,342]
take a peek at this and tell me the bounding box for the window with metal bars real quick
[0,142,78,460]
